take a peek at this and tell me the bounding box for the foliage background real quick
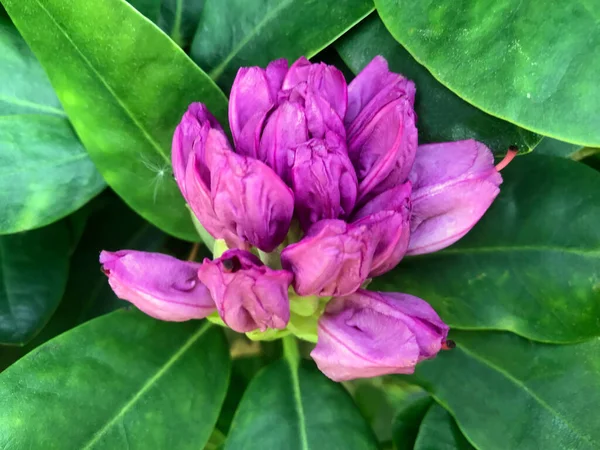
[0,0,599,448]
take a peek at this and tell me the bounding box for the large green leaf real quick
[532,137,583,159]
[0,221,70,345]
[392,393,433,450]
[225,338,378,449]
[0,15,104,233]
[375,0,600,146]
[2,0,228,241]
[372,155,600,343]
[191,0,374,90]
[0,311,230,448]
[413,331,600,450]
[336,15,541,155]
[413,404,474,450]
[128,0,204,48]
[350,378,427,446]
[0,194,168,370]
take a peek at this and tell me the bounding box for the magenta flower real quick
[197,250,292,333]
[100,250,215,321]
[311,290,450,381]
[100,55,508,381]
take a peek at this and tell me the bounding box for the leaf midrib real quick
[457,343,596,447]
[32,0,170,164]
[208,0,292,80]
[284,349,309,450]
[0,153,88,178]
[0,94,66,117]
[412,245,600,257]
[81,321,212,449]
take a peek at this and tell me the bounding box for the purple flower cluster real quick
[100,56,504,381]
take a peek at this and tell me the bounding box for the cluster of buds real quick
[100,56,505,381]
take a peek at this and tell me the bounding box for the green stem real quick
[282,334,300,369]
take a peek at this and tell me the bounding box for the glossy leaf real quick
[0,193,168,370]
[128,0,205,48]
[392,393,433,450]
[2,0,228,241]
[413,404,475,450]
[0,311,230,448]
[191,0,374,90]
[532,137,583,158]
[336,15,541,155]
[225,339,378,449]
[413,331,600,450]
[351,378,427,445]
[0,221,70,345]
[372,155,600,343]
[375,0,600,146]
[0,15,104,233]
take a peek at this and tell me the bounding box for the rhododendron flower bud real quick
[282,57,347,120]
[210,144,295,252]
[197,250,293,333]
[100,250,215,321]
[174,103,294,252]
[258,101,308,180]
[230,59,288,157]
[281,220,373,297]
[311,290,449,381]
[352,181,412,277]
[289,133,358,230]
[407,140,502,255]
[345,56,417,203]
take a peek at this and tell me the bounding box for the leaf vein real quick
[32,0,170,163]
[80,322,211,449]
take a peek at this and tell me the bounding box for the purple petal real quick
[184,129,246,249]
[345,56,415,125]
[311,289,448,381]
[303,89,346,139]
[283,57,347,119]
[172,103,223,199]
[281,219,373,297]
[100,250,215,321]
[289,134,358,230]
[230,60,288,158]
[197,249,292,332]
[345,56,417,203]
[351,181,412,276]
[407,140,502,255]
[211,147,295,252]
[282,56,312,89]
[258,102,308,180]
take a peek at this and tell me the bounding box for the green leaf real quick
[532,137,583,158]
[128,0,205,48]
[127,0,161,21]
[413,404,474,450]
[0,15,105,233]
[375,0,600,146]
[159,0,205,48]
[0,193,168,369]
[336,15,541,155]
[413,331,600,450]
[349,377,426,445]
[0,221,70,345]
[190,0,374,90]
[2,0,228,241]
[392,393,433,450]
[217,356,267,434]
[372,155,600,343]
[0,311,230,448]
[225,338,378,449]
